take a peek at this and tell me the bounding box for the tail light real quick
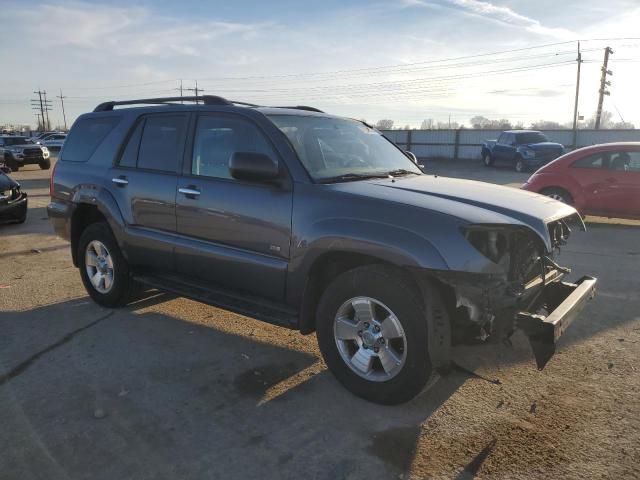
[50,159,58,197]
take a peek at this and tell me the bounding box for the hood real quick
[6,142,39,149]
[523,142,563,151]
[330,174,580,251]
[0,172,19,191]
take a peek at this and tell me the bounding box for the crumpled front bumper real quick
[517,276,597,369]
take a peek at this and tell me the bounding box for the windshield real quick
[516,132,548,144]
[268,115,421,182]
[4,137,33,146]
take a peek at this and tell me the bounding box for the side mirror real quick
[405,151,418,164]
[229,152,280,182]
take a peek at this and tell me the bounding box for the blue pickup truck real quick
[481,130,564,172]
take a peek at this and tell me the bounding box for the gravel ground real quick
[1,158,638,479]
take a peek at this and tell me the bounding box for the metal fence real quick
[381,129,640,160]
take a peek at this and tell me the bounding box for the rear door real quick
[175,112,293,301]
[108,113,188,273]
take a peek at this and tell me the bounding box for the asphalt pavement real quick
[1,157,638,479]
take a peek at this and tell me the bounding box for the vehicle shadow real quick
[0,293,472,480]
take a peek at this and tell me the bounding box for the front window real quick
[268,115,421,182]
[4,137,33,146]
[516,132,548,144]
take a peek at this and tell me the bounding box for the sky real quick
[1,0,639,129]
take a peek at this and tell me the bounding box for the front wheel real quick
[39,159,51,170]
[6,157,19,171]
[483,152,493,167]
[78,222,132,308]
[316,265,443,405]
[515,157,526,173]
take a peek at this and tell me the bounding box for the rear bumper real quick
[517,276,597,369]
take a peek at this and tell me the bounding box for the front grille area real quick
[23,147,44,159]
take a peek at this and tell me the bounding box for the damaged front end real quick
[432,214,597,369]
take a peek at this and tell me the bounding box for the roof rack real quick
[93,95,232,112]
[272,105,324,113]
[93,96,325,114]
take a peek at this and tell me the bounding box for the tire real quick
[316,264,443,405]
[39,159,51,170]
[540,187,573,205]
[515,157,526,173]
[78,222,132,308]
[6,157,19,172]
[483,152,493,167]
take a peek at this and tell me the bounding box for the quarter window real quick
[60,116,120,162]
[191,115,276,180]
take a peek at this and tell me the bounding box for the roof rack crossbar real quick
[93,95,233,112]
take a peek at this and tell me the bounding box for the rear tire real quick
[6,158,19,171]
[316,265,442,405]
[78,222,132,308]
[540,187,573,205]
[39,159,51,170]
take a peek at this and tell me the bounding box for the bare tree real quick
[420,118,435,129]
[530,120,563,130]
[470,116,512,129]
[375,119,395,130]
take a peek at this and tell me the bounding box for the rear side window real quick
[137,115,187,172]
[61,116,120,162]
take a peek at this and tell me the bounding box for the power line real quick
[57,89,68,130]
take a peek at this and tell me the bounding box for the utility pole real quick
[175,79,184,104]
[57,89,68,130]
[595,46,613,130]
[32,90,45,132]
[43,91,52,130]
[571,42,582,147]
[185,81,203,104]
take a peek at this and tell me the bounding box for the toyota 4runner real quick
[48,96,597,404]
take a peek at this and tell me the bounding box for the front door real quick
[108,113,188,273]
[175,113,293,301]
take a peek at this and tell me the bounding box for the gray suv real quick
[48,96,597,404]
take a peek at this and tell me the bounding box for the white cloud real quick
[405,0,575,39]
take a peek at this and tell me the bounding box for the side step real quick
[133,274,299,329]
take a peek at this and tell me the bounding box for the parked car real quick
[48,96,597,404]
[31,131,63,142]
[522,142,640,219]
[40,133,67,151]
[482,130,564,172]
[0,167,27,224]
[0,135,51,171]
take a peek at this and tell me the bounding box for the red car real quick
[522,142,640,219]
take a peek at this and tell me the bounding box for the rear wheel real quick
[78,222,132,308]
[541,187,573,205]
[6,157,19,172]
[316,265,442,405]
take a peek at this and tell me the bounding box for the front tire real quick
[483,152,493,167]
[540,187,573,205]
[39,159,51,170]
[78,222,132,308]
[6,157,19,172]
[316,265,442,405]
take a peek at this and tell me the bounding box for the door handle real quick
[112,177,129,186]
[178,187,201,197]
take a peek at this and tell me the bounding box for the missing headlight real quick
[463,227,509,264]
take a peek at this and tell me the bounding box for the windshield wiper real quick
[385,169,421,177]
[320,173,391,184]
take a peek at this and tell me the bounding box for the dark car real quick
[482,130,564,172]
[0,135,51,171]
[0,167,27,224]
[48,96,596,404]
[523,142,640,219]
